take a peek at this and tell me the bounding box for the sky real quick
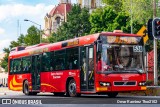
[0,0,77,53]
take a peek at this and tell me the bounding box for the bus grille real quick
[114,81,136,86]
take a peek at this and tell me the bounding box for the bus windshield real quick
[97,44,144,74]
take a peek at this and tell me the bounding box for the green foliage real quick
[122,0,153,25]
[102,0,122,12]
[90,6,142,33]
[102,0,153,25]
[24,26,40,45]
[90,7,117,33]
[48,33,57,43]
[0,53,9,73]
[17,34,25,45]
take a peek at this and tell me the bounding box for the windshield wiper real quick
[97,70,142,75]
[124,70,142,74]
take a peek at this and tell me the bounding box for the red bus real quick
[8,31,146,97]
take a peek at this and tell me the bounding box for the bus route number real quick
[133,46,142,52]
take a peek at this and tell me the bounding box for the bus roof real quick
[9,32,142,59]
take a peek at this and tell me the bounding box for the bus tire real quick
[67,79,78,97]
[107,92,118,98]
[23,80,30,95]
[23,81,38,96]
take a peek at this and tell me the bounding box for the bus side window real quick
[10,60,14,73]
[66,47,78,70]
[42,52,52,71]
[54,50,66,71]
[18,61,22,72]
[22,57,31,73]
[12,58,21,73]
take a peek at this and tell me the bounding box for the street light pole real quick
[39,25,41,43]
[24,19,42,43]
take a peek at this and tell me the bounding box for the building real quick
[78,0,102,10]
[43,0,102,38]
[43,0,72,38]
[0,53,8,86]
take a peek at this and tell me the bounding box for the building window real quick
[55,17,61,25]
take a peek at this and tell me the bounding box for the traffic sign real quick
[137,26,148,44]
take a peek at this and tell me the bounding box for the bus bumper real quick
[96,86,146,92]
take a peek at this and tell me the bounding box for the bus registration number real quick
[133,46,142,52]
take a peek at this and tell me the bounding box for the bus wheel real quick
[67,79,78,97]
[107,92,118,98]
[23,80,30,95]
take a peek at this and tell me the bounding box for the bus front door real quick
[31,55,41,90]
[80,46,94,91]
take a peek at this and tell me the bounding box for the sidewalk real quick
[0,87,11,92]
[120,86,160,96]
[0,87,18,95]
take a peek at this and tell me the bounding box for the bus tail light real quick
[99,82,111,86]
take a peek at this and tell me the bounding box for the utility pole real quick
[130,0,133,34]
[153,0,158,85]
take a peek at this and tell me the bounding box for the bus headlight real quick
[139,81,146,86]
[99,82,111,86]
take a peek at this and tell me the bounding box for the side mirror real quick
[96,40,102,52]
[97,43,102,52]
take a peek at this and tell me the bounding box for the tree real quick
[89,7,117,33]
[102,0,122,12]
[122,0,153,25]
[17,34,25,45]
[24,25,40,45]
[102,0,153,25]
[55,4,91,42]
[89,6,142,34]
[0,48,10,72]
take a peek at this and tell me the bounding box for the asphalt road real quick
[0,89,160,107]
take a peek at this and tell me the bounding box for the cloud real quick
[0,28,5,35]
[0,3,55,52]
[0,3,55,22]
[0,39,12,53]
